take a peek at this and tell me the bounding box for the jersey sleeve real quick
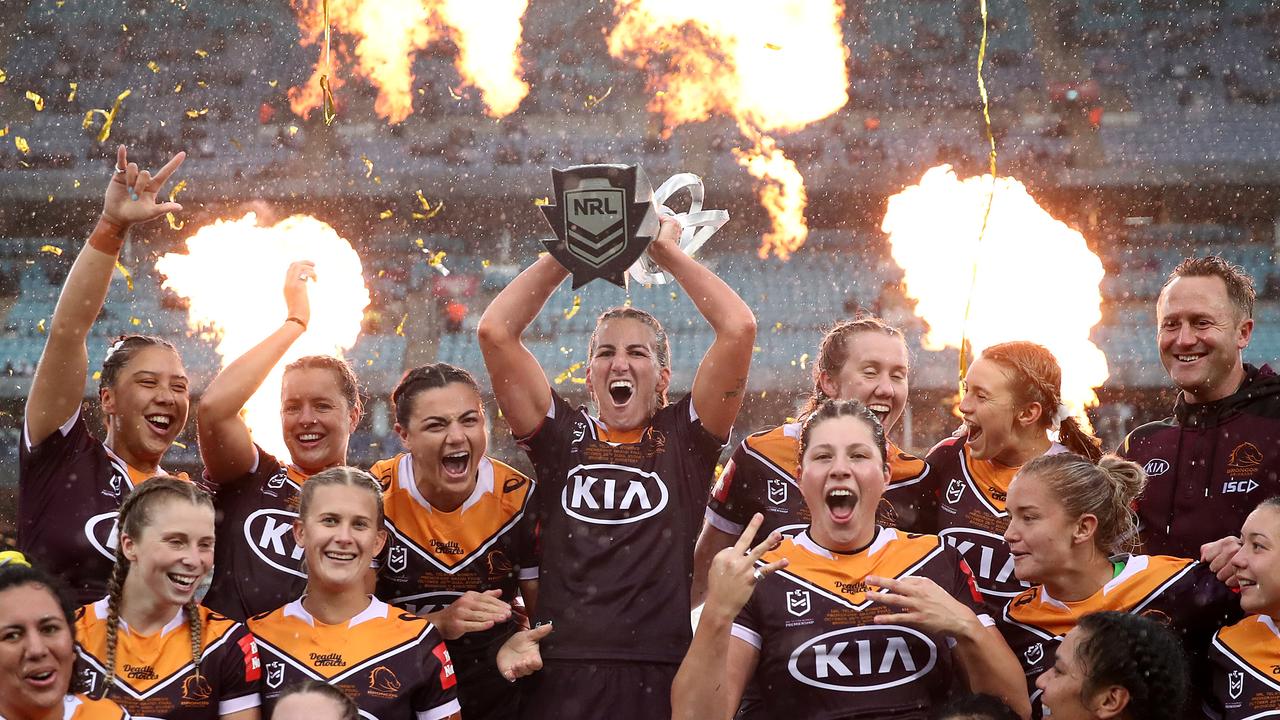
[883,445,944,533]
[670,394,728,471]
[729,586,764,650]
[202,444,282,495]
[414,633,462,720]
[705,443,761,536]
[216,624,263,716]
[515,487,540,581]
[19,408,96,513]
[514,389,578,470]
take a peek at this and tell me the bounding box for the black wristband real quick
[286,316,307,331]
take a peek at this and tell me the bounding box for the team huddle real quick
[5,145,1279,720]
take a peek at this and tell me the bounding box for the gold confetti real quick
[73,179,80,187]
[361,154,373,178]
[93,371,101,381]
[482,259,491,268]
[412,191,444,219]
[39,244,62,256]
[82,89,131,143]
[166,212,184,230]
[130,317,141,326]
[268,79,279,88]
[288,125,298,136]
[320,74,336,125]
[194,49,208,58]
[196,80,207,88]
[67,82,77,101]
[173,82,182,93]
[0,126,7,137]
[395,314,408,336]
[228,138,243,150]
[37,319,46,335]
[121,24,127,31]
[448,86,463,100]
[185,108,208,118]
[583,86,612,110]
[379,209,393,220]
[147,61,160,73]
[670,291,677,300]
[167,179,187,203]
[764,42,782,50]
[554,362,584,385]
[533,197,550,206]
[14,136,29,154]
[799,352,809,369]
[414,238,425,248]
[25,90,44,111]
[753,346,763,353]
[47,195,53,203]
[564,295,582,319]
[114,261,134,291]
[170,440,188,449]
[0,68,6,83]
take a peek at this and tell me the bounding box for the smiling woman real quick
[20,145,191,605]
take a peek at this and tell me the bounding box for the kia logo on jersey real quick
[391,591,464,617]
[1228,670,1244,700]
[561,463,670,525]
[1143,459,1170,477]
[786,589,811,617]
[1023,643,1044,666]
[387,545,408,573]
[944,478,966,505]
[939,527,1029,598]
[244,509,306,578]
[84,511,120,561]
[767,477,788,506]
[788,625,938,692]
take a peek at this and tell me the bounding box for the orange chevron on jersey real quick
[1213,614,1280,690]
[1004,555,1199,638]
[63,694,130,720]
[249,600,428,681]
[376,453,533,572]
[762,528,948,609]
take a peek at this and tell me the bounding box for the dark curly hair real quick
[798,399,888,472]
[1074,611,1189,720]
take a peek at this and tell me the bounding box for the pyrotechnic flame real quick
[156,213,370,459]
[882,165,1109,425]
[289,0,529,123]
[607,0,848,258]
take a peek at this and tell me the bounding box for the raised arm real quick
[476,254,567,438]
[197,261,314,482]
[26,146,185,444]
[647,217,756,440]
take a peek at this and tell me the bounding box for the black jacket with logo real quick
[1119,364,1280,557]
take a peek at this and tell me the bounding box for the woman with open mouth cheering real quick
[671,400,1030,719]
[21,145,191,605]
[370,363,537,720]
[247,467,460,720]
[74,477,262,720]
[197,263,365,620]
[478,214,755,719]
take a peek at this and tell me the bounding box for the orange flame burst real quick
[882,165,1110,423]
[607,0,848,259]
[289,0,529,123]
[156,213,370,459]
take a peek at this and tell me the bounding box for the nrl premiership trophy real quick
[540,164,661,289]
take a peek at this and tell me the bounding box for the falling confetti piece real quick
[361,154,373,179]
[482,259,491,268]
[564,295,582,319]
[114,261,134,291]
[0,126,7,137]
[194,49,208,58]
[753,346,763,353]
[166,212,184,230]
[533,197,550,206]
[196,80,207,88]
[412,192,444,220]
[14,136,29,154]
[228,138,243,150]
[37,319,46,334]
[288,125,298,136]
[583,86,613,110]
[170,440,187,449]
[73,179,80,187]
[147,61,160,73]
[47,195,54,203]
[39,245,62,256]
[554,362,584,385]
[414,238,425,248]
[269,79,279,88]
[379,210,393,220]
[185,108,208,118]
[167,179,187,203]
[0,68,6,83]
[395,314,408,336]
[82,89,131,143]
[25,90,43,111]
[448,86,464,100]
[93,371,101,381]
[174,82,182,93]
[130,317,141,326]
[320,74,336,125]
[764,42,782,50]
[670,292,677,300]
[67,82,76,102]
[121,24,127,31]
[422,250,450,276]
[799,353,809,369]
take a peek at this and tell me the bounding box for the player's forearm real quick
[670,607,737,720]
[952,622,1032,719]
[200,321,304,420]
[47,224,126,343]
[477,254,568,347]
[656,248,755,340]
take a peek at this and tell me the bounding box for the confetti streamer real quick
[114,261,134,291]
[14,136,29,154]
[170,440,188,449]
[166,212,184,230]
[423,250,450,276]
[533,197,550,206]
[361,154,374,179]
[319,0,336,126]
[185,108,208,118]
[554,362,583,385]
[25,91,43,111]
[147,61,160,73]
[194,49,209,58]
[168,179,187,203]
[413,191,444,219]
[395,313,408,336]
[37,319,46,335]
[583,87,612,110]
[563,295,581,319]
[39,245,62,256]
[379,210,393,220]
[67,82,76,102]
[82,89,131,143]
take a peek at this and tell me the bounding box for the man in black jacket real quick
[1119,256,1280,576]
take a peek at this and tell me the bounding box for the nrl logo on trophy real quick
[540,164,660,288]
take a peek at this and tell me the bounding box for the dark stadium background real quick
[3,0,1280,546]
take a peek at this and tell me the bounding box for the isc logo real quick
[1223,480,1260,494]
[561,464,669,525]
[244,509,306,578]
[939,528,1029,598]
[788,625,937,692]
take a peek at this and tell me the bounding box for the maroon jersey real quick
[1208,614,1280,719]
[249,597,460,720]
[202,446,309,621]
[516,390,724,663]
[75,601,262,720]
[372,452,536,720]
[707,421,928,540]
[998,555,1239,718]
[886,437,1069,604]
[732,528,992,719]
[19,409,183,605]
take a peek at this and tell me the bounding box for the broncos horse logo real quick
[181,674,213,702]
[369,666,402,695]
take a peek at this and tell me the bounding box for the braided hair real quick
[98,335,181,395]
[99,477,212,699]
[798,399,888,472]
[1074,611,1189,720]
[980,342,1103,462]
[391,363,481,428]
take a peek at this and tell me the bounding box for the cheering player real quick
[999,453,1238,718]
[0,559,130,720]
[371,364,537,720]
[20,145,190,604]
[197,263,365,619]
[247,467,459,720]
[672,400,1030,719]
[74,478,262,720]
[694,315,927,605]
[1207,497,1280,719]
[478,215,755,718]
[886,341,1103,604]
